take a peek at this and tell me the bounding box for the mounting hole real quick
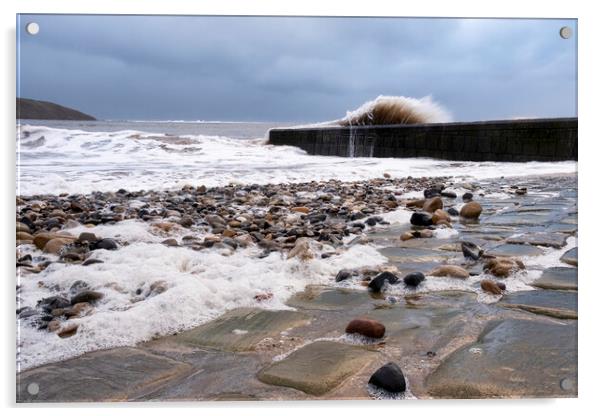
[559,26,572,39]
[26,22,40,35]
[27,382,39,395]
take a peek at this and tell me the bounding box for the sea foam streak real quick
[17,240,387,371]
[17,124,576,196]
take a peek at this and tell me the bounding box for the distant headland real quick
[17,98,96,121]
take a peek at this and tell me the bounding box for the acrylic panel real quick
[16,14,577,402]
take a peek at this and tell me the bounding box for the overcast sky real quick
[17,15,577,122]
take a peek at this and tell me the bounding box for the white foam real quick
[17,124,577,196]
[17,240,387,371]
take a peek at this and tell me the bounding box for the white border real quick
[2,1,600,415]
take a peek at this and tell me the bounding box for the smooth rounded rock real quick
[460,201,482,219]
[430,265,470,279]
[423,197,443,213]
[481,279,503,295]
[368,271,399,293]
[403,272,426,287]
[345,318,386,339]
[410,212,433,227]
[368,362,406,393]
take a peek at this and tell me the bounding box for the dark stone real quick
[335,270,352,282]
[446,207,459,216]
[403,272,426,287]
[368,362,406,393]
[410,212,433,226]
[441,191,457,198]
[424,188,442,198]
[70,290,104,305]
[462,192,473,202]
[82,258,104,266]
[77,232,98,243]
[38,296,70,312]
[368,271,399,293]
[461,241,483,260]
[365,217,378,227]
[18,307,38,319]
[91,238,118,251]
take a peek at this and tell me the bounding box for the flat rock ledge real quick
[258,341,376,396]
[426,319,577,398]
[17,347,191,402]
[171,308,310,351]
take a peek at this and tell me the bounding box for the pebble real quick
[70,290,104,305]
[403,272,426,287]
[335,270,352,282]
[480,279,503,295]
[460,201,483,219]
[422,197,443,213]
[368,362,406,393]
[92,238,118,250]
[484,258,525,277]
[345,318,386,339]
[368,271,399,293]
[410,212,433,226]
[430,265,470,279]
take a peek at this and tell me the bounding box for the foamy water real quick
[17,123,576,196]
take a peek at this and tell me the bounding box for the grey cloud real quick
[17,15,577,122]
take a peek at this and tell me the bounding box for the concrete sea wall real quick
[268,118,577,162]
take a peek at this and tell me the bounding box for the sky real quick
[17,15,577,122]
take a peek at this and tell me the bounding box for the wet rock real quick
[430,265,470,279]
[38,296,70,312]
[345,318,386,339]
[426,319,577,398]
[461,241,483,261]
[33,232,76,250]
[57,324,79,338]
[410,212,433,227]
[368,362,406,393]
[484,258,525,277]
[560,247,578,266]
[424,187,442,198]
[18,307,38,319]
[406,199,425,209]
[403,272,426,287]
[462,192,473,202]
[92,238,118,251]
[532,267,577,291]
[82,258,104,266]
[432,209,451,225]
[161,238,179,247]
[507,233,568,249]
[77,232,98,244]
[496,282,506,291]
[47,320,61,332]
[287,238,314,261]
[368,271,400,293]
[70,290,104,305]
[179,215,195,228]
[173,308,309,352]
[515,187,527,195]
[254,292,273,302]
[447,207,459,217]
[43,238,73,254]
[65,302,93,318]
[480,279,503,295]
[365,217,378,227]
[423,197,443,213]
[16,347,191,402]
[460,201,482,219]
[486,243,543,257]
[500,290,577,319]
[335,270,352,282]
[440,191,457,199]
[258,341,375,396]
[16,231,34,241]
[16,222,31,233]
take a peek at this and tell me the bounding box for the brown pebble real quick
[345,318,386,339]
